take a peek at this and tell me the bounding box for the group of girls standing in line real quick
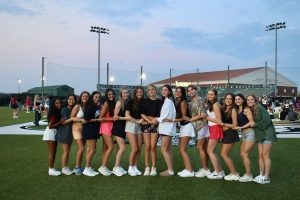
[42,84,276,184]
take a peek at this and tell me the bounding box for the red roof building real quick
[152,67,298,97]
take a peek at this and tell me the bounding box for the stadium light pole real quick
[140,66,147,86]
[140,66,143,86]
[169,68,172,86]
[90,26,109,89]
[265,22,286,97]
[41,57,46,99]
[17,78,21,93]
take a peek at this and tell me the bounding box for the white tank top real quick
[76,106,84,118]
[207,109,217,126]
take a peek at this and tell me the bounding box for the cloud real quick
[0,1,42,15]
[79,0,169,28]
[161,22,269,59]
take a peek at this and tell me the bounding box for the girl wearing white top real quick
[154,85,176,176]
[206,89,224,179]
[71,91,90,175]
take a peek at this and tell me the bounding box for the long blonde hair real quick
[246,94,259,119]
[119,88,129,110]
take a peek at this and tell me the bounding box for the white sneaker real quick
[83,167,97,177]
[113,167,124,177]
[120,167,127,175]
[150,167,157,176]
[207,171,223,179]
[224,173,240,181]
[195,168,211,178]
[159,170,174,176]
[254,175,270,184]
[90,168,99,176]
[62,167,74,175]
[178,169,194,177]
[144,167,150,176]
[221,170,225,178]
[239,174,253,182]
[177,169,185,176]
[98,166,112,176]
[128,166,137,176]
[253,174,263,183]
[48,168,61,176]
[133,166,142,176]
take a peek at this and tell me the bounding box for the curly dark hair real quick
[104,88,116,117]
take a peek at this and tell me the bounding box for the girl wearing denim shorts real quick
[234,93,256,182]
[125,86,144,176]
[187,85,211,178]
[247,94,277,184]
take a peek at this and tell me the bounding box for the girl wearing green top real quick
[246,94,277,184]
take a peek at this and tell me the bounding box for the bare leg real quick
[221,143,238,175]
[197,138,209,170]
[179,136,193,171]
[160,135,173,171]
[114,136,126,167]
[207,139,221,172]
[240,141,256,176]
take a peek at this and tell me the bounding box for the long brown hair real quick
[221,93,235,119]
[207,88,218,112]
[132,86,144,112]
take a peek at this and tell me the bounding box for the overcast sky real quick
[0,0,299,94]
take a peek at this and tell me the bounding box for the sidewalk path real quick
[0,121,47,135]
[0,121,299,138]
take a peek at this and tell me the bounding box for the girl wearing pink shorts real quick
[98,88,116,176]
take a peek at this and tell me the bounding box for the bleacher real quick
[214,85,274,98]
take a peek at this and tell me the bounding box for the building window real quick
[284,89,286,93]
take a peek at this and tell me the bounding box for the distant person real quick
[279,107,288,120]
[267,106,275,119]
[17,96,22,111]
[261,96,268,109]
[43,96,50,118]
[33,95,42,126]
[42,98,63,176]
[9,94,19,118]
[25,95,31,113]
[56,94,77,175]
[287,106,298,121]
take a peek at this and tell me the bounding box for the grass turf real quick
[0,135,299,200]
[0,106,43,127]
[0,107,299,199]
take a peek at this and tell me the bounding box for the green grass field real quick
[0,107,299,200]
[0,106,37,127]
